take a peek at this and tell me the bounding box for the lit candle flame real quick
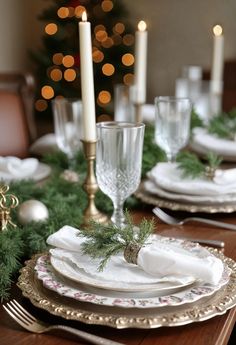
[213,24,223,36]
[82,11,87,22]
[138,20,147,32]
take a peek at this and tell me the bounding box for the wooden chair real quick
[0,72,37,158]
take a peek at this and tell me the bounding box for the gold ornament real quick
[0,184,19,231]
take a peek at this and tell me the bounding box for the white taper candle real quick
[79,11,96,141]
[134,20,148,104]
[211,24,224,94]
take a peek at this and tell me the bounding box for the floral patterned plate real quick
[35,254,230,309]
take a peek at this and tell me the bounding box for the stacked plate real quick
[17,235,236,329]
[136,162,236,213]
[190,127,236,162]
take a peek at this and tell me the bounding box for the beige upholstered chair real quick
[0,72,37,158]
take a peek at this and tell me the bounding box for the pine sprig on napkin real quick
[78,213,155,271]
[208,110,236,140]
[176,151,222,180]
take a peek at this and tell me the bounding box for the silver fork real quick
[3,299,125,345]
[153,206,236,231]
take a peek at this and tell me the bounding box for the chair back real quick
[0,72,36,158]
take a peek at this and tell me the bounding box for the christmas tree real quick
[32,0,134,120]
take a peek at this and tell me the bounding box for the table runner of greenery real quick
[0,126,167,300]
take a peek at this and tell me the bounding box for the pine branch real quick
[208,112,236,140]
[79,213,155,271]
[176,151,222,180]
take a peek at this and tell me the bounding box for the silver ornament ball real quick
[18,199,49,225]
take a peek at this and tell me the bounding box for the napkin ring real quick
[124,242,142,265]
[204,166,216,180]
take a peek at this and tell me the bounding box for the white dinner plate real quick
[143,179,236,205]
[190,127,236,161]
[50,255,195,293]
[35,253,230,309]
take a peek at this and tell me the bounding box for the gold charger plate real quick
[17,250,236,329]
[135,181,236,213]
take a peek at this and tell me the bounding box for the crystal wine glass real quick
[96,122,145,228]
[154,96,192,162]
[52,98,82,169]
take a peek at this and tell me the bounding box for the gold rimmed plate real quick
[17,250,236,329]
[135,181,236,213]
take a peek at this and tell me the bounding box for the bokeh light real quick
[62,55,75,67]
[123,73,134,85]
[75,5,86,17]
[98,90,111,104]
[122,53,134,66]
[52,53,64,65]
[41,85,54,99]
[113,22,125,34]
[101,0,114,12]
[50,68,63,81]
[64,68,76,81]
[57,7,69,18]
[45,23,58,35]
[35,99,48,111]
[92,49,104,63]
[102,63,115,76]
[123,34,134,46]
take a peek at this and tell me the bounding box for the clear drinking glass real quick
[96,122,145,228]
[52,98,82,168]
[154,96,192,162]
[114,84,136,122]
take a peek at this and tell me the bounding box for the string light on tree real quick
[33,0,134,118]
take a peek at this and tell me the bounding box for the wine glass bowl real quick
[154,97,192,162]
[52,98,82,166]
[96,121,145,228]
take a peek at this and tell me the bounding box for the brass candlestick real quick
[134,103,143,123]
[81,140,108,225]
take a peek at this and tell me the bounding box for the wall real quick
[0,0,49,71]
[0,0,236,103]
[125,0,236,102]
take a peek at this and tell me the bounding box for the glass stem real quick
[111,198,125,228]
[167,152,176,163]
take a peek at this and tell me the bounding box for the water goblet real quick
[154,96,192,162]
[52,98,82,170]
[96,122,145,228]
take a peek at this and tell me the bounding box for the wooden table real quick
[0,208,235,345]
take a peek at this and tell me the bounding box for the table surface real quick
[0,207,235,345]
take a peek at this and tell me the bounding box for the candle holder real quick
[81,140,108,225]
[134,103,143,123]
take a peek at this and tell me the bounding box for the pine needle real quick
[78,212,155,271]
[208,112,236,140]
[176,151,222,179]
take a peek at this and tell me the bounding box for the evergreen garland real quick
[208,108,236,140]
[0,113,205,300]
[0,125,164,300]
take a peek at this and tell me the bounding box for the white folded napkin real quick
[148,162,236,195]
[0,156,38,180]
[192,127,236,156]
[30,134,58,156]
[47,225,224,285]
